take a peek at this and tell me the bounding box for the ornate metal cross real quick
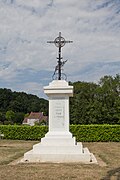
[47,32,73,80]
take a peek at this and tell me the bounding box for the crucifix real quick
[47,32,73,80]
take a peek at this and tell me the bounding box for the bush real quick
[0,125,48,140]
[4,120,13,125]
[70,125,120,142]
[0,124,119,141]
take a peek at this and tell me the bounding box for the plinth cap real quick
[44,80,73,97]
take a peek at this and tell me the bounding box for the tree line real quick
[70,74,120,124]
[0,89,48,124]
[0,74,119,125]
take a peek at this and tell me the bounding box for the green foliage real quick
[70,74,120,124]
[0,112,5,124]
[14,112,25,124]
[5,110,15,122]
[35,119,47,126]
[3,120,13,125]
[0,125,119,142]
[70,125,120,142]
[0,125,48,140]
[0,88,48,124]
[0,89,48,114]
[0,74,119,125]
[24,113,29,118]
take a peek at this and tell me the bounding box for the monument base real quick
[24,133,97,163]
[24,80,97,163]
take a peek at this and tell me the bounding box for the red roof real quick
[27,112,43,119]
[22,112,48,124]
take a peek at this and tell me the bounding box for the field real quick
[0,140,120,180]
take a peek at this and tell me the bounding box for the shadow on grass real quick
[101,167,120,180]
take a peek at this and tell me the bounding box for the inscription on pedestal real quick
[51,98,65,131]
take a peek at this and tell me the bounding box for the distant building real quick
[22,112,48,126]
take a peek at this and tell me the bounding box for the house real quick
[22,112,48,126]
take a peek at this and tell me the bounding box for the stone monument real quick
[24,32,97,163]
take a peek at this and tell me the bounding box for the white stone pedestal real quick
[24,80,97,163]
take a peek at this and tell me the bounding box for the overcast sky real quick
[0,0,120,98]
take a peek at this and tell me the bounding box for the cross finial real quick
[47,32,73,48]
[47,32,73,80]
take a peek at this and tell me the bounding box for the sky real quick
[0,0,120,98]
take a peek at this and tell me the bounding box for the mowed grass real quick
[0,140,120,180]
[0,140,37,165]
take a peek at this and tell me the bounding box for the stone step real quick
[24,150,93,163]
[33,142,83,154]
[41,136,76,146]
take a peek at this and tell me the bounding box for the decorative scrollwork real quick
[52,73,67,81]
[47,32,73,80]
[54,36,66,47]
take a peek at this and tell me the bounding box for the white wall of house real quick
[27,119,39,126]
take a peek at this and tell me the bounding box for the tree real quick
[0,112,5,124]
[70,81,99,124]
[0,88,48,124]
[14,112,25,124]
[0,88,13,111]
[98,74,120,124]
[5,110,15,123]
[0,74,119,125]
[70,74,120,124]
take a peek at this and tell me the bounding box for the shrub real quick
[0,124,119,142]
[70,125,120,142]
[0,125,48,140]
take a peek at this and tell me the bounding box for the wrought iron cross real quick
[47,32,73,80]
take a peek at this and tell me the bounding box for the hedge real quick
[0,125,120,142]
[0,125,48,140]
[70,125,120,142]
